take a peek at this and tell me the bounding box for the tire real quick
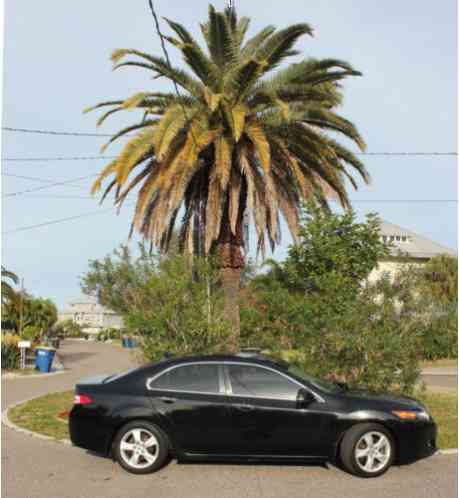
[339,423,395,478]
[113,420,170,474]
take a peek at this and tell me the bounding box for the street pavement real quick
[2,340,457,498]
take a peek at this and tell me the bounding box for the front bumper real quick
[394,419,437,464]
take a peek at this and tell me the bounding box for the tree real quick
[81,247,230,359]
[2,291,57,338]
[254,203,389,298]
[1,266,19,305]
[241,209,421,393]
[81,242,159,315]
[86,5,368,348]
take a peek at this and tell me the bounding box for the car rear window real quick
[150,364,220,394]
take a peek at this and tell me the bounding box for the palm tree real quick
[1,266,19,305]
[86,5,369,349]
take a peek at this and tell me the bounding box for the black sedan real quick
[69,353,437,478]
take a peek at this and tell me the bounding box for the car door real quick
[147,362,233,454]
[224,363,332,457]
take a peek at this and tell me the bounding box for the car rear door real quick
[223,363,332,457]
[147,362,233,454]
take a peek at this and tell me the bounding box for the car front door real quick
[224,363,333,458]
[147,363,233,455]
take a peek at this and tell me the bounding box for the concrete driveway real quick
[2,340,457,498]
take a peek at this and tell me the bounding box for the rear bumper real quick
[394,420,437,464]
[69,406,113,455]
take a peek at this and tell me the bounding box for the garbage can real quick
[122,337,128,348]
[35,347,56,373]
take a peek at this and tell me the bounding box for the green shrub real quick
[126,256,231,361]
[418,305,458,360]
[1,335,21,370]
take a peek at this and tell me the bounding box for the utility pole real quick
[18,278,24,336]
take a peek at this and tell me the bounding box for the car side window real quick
[227,364,299,400]
[150,364,220,394]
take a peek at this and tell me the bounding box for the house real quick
[368,220,457,282]
[58,296,123,336]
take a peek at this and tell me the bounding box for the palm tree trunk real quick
[216,207,245,353]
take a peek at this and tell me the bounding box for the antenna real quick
[228,0,234,9]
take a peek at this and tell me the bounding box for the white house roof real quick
[379,220,456,259]
[60,296,117,315]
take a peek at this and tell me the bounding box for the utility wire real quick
[2,127,117,137]
[147,0,198,146]
[3,174,98,197]
[2,206,124,234]
[2,155,117,162]
[2,128,457,156]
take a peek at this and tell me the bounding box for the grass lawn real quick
[421,358,458,369]
[418,391,458,450]
[9,390,74,441]
[2,368,42,376]
[8,389,458,449]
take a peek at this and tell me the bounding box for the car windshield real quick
[287,365,343,394]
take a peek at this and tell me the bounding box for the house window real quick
[396,236,401,241]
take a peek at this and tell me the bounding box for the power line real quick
[3,174,98,197]
[147,0,198,146]
[2,127,117,137]
[5,193,94,200]
[2,155,117,162]
[2,206,122,234]
[1,151,457,162]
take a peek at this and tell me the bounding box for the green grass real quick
[421,358,458,369]
[8,389,458,449]
[418,391,458,449]
[9,390,73,441]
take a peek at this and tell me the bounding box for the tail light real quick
[74,394,93,405]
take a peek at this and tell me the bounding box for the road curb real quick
[2,369,67,380]
[2,393,72,446]
[436,448,458,455]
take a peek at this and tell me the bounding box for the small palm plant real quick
[86,5,368,347]
[1,266,19,306]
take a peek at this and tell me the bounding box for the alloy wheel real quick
[119,428,159,469]
[354,431,392,473]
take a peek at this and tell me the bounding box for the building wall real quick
[57,301,123,335]
[368,259,425,283]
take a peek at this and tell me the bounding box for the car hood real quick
[340,388,425,410]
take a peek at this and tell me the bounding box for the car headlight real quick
[392,410,430,421]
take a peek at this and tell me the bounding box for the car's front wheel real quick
[113,421,170,474]
[340,423,395,478]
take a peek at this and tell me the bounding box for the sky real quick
[2,0,457,309]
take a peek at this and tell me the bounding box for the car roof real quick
[136,354,289,375]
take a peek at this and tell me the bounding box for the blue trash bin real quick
[35,347,56,373]
[126,338,133,348]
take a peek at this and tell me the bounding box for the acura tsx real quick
[69,353,437,477]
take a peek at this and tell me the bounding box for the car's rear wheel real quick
[113,421,170,474]
[340,423,395,478]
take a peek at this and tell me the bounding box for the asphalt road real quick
[2,340,457,498]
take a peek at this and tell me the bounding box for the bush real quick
[242,283,422,394]
[241,206,421,394]
[418,305,457,360]
[126,256,231,361]
[1,335,21,370]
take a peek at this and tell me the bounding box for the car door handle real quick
[235,404,254,411]
[159,396,176,404]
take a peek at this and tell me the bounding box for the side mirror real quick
[296,388,316,408]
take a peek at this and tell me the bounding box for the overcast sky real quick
[2,0,457,308]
